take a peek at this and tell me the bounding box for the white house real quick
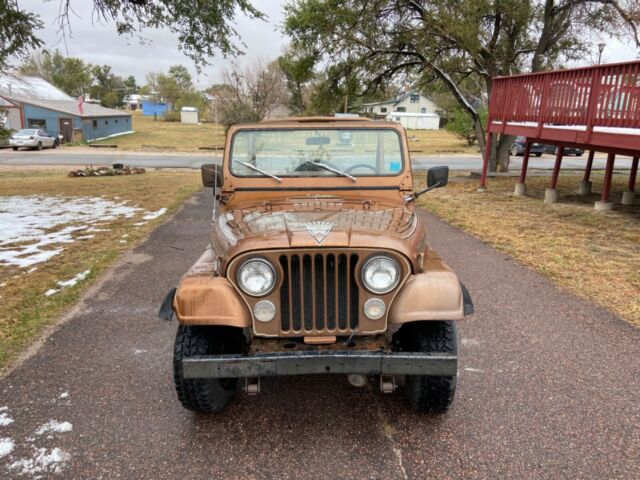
[361,90,440,130]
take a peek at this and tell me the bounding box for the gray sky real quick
[12,1,640,89]
[14,0,289,88]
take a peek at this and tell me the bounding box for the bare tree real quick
[220,59,288,129]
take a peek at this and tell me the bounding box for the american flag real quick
[77,95,84,115]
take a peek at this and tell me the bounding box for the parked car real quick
[510,136,544,157]
[160,117,475,414]
[543,144,584,156]
[9,129,57,151]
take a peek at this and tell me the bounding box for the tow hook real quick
[244,377,260,396]
[379,375,397,394]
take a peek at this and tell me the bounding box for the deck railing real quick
[489,61,640,132]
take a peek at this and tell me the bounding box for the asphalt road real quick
[0,190,638,479]
[1,148,636,171]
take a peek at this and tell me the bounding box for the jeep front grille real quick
[279,253,359,334]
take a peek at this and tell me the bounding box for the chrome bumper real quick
[182,351,457,379]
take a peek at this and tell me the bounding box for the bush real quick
[445,107,487,145]
[163,111,181,122]
[220,101,260,132]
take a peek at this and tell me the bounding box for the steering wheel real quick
[344,164,380,174]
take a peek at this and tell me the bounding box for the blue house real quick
[0,73,132,142]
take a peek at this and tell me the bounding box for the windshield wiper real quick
[233,160,282,183]
[308,161,356,182]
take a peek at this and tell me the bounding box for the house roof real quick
[0,73,71,101]
[0,96,18,108]
[0,72,130,118]
[21,98,131,118]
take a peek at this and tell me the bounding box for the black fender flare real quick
[460,282,474,316]
[158,287,177,321]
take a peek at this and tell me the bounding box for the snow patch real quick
[142,208,167,220]
[59,392,69,399]
[0,410,14,426]
[0,196,143,268]
[35,420,73,435]
[8,447,71,476]
[0,438,14,459]
[461,338,480,347]
[133,349,148,355]
[464,367,483,373]
[43,270,91,297]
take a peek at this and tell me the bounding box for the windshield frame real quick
[228,126,406,180]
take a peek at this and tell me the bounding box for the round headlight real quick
[237,258,276,296]
[362,255,400,294]
[363,298,386,320]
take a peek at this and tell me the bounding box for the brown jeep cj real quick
[159,117,473,413]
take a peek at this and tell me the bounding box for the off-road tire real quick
[173,325,244,413]
[395,321,457,413]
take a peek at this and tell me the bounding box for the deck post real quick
[478,132,492,192]
[595,153,615,211]
[544,147,563,204]
[621,156,638,205]
[514,141,531,196]
[578,150,595,196]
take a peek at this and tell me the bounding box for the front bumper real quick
[182,351,457,379]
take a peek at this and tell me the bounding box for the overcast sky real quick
[12,1,640,89]
[14,0,289,88]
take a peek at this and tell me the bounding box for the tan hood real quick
[211,196,423,269]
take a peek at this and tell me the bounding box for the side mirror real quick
[427,166,449,188]
[201,164,223,188]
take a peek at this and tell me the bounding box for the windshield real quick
[17,129,37,135]
[230,128,403,178]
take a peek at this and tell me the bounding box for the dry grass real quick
[85,111,226,152]
[418,173,640,326]
[69,111,476,155]
[406,129,479,155]
[0,170,201,369]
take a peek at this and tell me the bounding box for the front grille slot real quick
[279,252,359,335]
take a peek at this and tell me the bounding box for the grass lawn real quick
[0,170,201,370]
[81,111,477,155]
[418,173,640,327]
[87,111,226,152]
[406,129,479,155]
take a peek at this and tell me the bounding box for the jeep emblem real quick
[305,221,335,244]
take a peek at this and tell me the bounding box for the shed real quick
[142,101,168,116]
[180,107,199,124]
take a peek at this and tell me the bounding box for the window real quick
[28,119,46,129]
[410,94,420,103]
[380,107,387,113]
[115,119,119,124]
[92,120,97,129]
[396,107,406,112]
[105,120,109,125]
[230,128,404,178]
[421,108,427,113]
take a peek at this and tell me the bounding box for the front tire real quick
[173,325,245,413]
[394,321,457,413]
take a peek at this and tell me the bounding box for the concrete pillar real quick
[544,188,559,204]
[514,182,526,196]
[577,180,592,196]
[621,190,636,205]
[594,201,614,211]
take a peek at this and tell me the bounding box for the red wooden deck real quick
[479,61,640,208]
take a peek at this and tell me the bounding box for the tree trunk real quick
[473,117,486,153]
[496,134,515,172]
